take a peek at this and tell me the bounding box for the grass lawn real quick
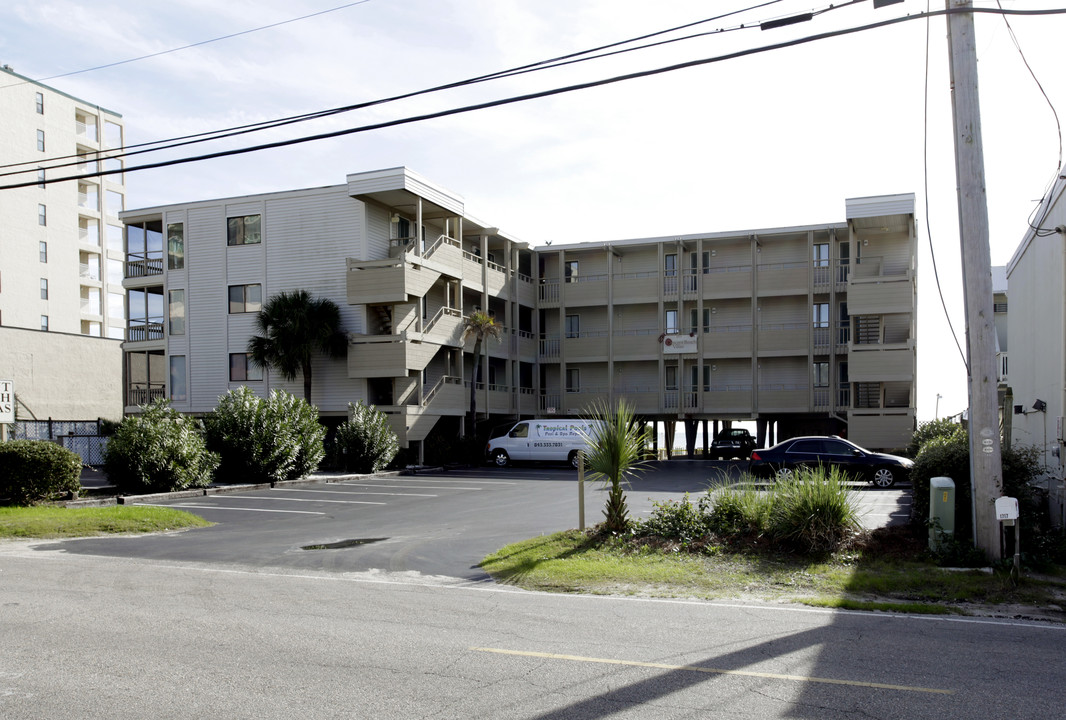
[0,505,213,539]
[480,528,1066,619]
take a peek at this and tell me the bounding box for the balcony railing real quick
[127,384,165,406]
[127,319,164,342]
[79,263,100,281]
[125,252,164,278]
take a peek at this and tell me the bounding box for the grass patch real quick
[479,527,1066,616]
[0,505,213,539]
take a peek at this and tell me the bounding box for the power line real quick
[0,1,376,89]
[0,0,791,177]
[4,4,1066,191]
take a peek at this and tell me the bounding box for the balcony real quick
[702,264,753,298]
[79,262,101,281]
[562,274,608,306]
[757,261,808,296]
[347,257,441,305]
[704,386,754,414]
[757,323,809,355]
[703,325,753,356]
[75,119,98,143]
[125,252,164,278]
[127,383,165,406]
[127,319,164,342]
[612,271,659,304]
[848,255,913,315]
[757,384,809,412]
[347,335,440,378]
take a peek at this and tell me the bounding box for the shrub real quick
[638,493,715,545]
[103,400,219,494]
[334,400,399,473]
[708,482,774,538]
[203,387,326,484]
[0,440,82,505]
[768,466,861,554]
[910,430,1043,547]
[906,418,964,458]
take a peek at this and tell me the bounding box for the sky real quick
[2,0,1063,426]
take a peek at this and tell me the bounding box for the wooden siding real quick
[611,274,659,304]
[848,410,914,450]
[704,329,753,356]
[186,205,230,410]
[562,277,608,306]
[848,347,914,382]
[847,278,912,315]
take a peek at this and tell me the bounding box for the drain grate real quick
[301,538,388,550]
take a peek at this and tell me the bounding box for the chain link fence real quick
[11,419,109,466]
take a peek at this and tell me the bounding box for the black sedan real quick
[748,436,912,488]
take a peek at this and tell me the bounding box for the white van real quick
[486,419,602,468]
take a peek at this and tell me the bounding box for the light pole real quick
[936,393,942,419]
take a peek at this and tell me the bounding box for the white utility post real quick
[946,0,1004,560]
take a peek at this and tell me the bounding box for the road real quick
[1,543,1062,719]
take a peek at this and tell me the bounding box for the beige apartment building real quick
[0,65,124,425]
[121,168,916,458]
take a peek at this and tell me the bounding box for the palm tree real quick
[247,290,346,403]
[581,399,651,533]
[460,310,503,436]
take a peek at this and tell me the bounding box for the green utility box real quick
[929,476,956,551]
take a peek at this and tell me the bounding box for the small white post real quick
[578,451,585,531]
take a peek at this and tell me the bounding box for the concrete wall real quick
[0,326,123,420]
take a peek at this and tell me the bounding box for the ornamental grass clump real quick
[707,482,775,539]
[203,387,325,484]
[581,399,651,533]
[103,400,218,494]
[768,466,861,554]
[333,400,399,473]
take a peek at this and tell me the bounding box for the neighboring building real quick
[0,65,125,426]
[121,167,916,459]
[1006,176,1066,526]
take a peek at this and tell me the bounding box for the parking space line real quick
[223,495,392,504]
[369,478,517,485]
[132,503,328,515]
[280,485,479,493]
[470,647,954,695]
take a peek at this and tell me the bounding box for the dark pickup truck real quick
[709,428,757,460]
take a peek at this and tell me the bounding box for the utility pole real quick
[946,0,1003,560]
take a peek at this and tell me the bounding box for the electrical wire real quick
[992,0,1065,237]
[0,0,792,176]
[922,0,969,371]
[0,1,376,89]
[4,3,1066,191]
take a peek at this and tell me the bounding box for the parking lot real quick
[50,462,911,581]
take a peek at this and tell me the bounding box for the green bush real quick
[0,440,82,505]
[708,482,775,538]
[638,493,715,545]
[333,400,399,473]
[103,400,219,494]
[910,430,1043,547]
[203,387,326,484]
[906,417,964,457]
[768,467,862,554]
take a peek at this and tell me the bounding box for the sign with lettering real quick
[0,379,13,424]
[662,334,697,354]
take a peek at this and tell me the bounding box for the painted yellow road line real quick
[470,647,954,695]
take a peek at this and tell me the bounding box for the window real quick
[510,422,529,438]
[169,356,187,402]
[38,204,46,226]
[564,260,578,283]
[40,278,48,300]
[703,364,711,392]
[703,308,711,333]
[228,284,262,313]
[690,365,699,392]
[665,309,678,334]
[40,315,49,331]
[168,290,185,335]
[39,241,47,263]
[35,92,43,114]
[813,362,830,388]
[227,215,262,246]
[421,296,428,320]
[36,130,45,152]
[230,353,263,382]
[565,368,580,393]
[565,314,580,338]
[812,303,829,328]
[105,190,123,216]
[664,253,677,277]
[702,251,711,274]
[104,121,122,148]
[665,365,677,390]
[167,223,184,270]
[37,168,45,188]
[813,243,829,267]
